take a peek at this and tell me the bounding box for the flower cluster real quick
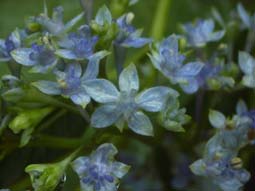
[190,101,255,191]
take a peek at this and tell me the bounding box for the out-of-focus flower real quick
[237,3,255,30]
[56,25,98,60]
[33,51,108,108]
[32,6,84,36]
[72,143,130,191]
[183,19,225,47]
[11,43,57,73]
[115,13,152,48]
[85,64,178,136]
[0,29,21,62]
[238,51,255,88]
[149,35,204,94]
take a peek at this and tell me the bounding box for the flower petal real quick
[85,79,120,103]
[70,92,90,108]
[119,64,139,92]
[72,157,90,177]
[91,104,121,128]
[55,49,79,60]
[32,81,61,95]
[238,51,255,75]
[136,86,178,112]
[11,48,37,66]
[112,161,130,178]
[128,111,154,136]
[237,3,251,28]
[177,62,204,77]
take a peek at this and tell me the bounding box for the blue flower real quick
[190,157,250,191]
[85,64,178,136]
[56,25,98,60]
[183,19,225,47]
[237,3,255,30]
[236,100,255,129]
[72,143,130,191]
[32,51,108,108]
[238,51,255,88]
[115,13,152,48]
[11,43,57,73]
[33,6,84,36]
[149,35,204,94]
[0,30,21,62]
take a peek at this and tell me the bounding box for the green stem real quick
[150,0,172,40]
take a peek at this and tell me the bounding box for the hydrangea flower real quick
[115,13,152,48]
[56,25,98,60]
[72,143,130,191]
[190,157,250,191]
[0,29,21,62]
[237,3,255,30]
[32,51,108,108]
[11,43,57,73]
[149,35,204,94]
[182,19,225,47]
[85,64,178,136]
[238,51,255,88]
[33,6,84,36]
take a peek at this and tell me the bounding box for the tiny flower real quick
[85,64,178,136]
[115,13,152,48]
[182,19,225,47]
[72,143,130,191]
[33,6,84,36]
[11,43,57,73]
[190,157,250,191]
[149,35,204,94]
[0,29,21,62]
[56,25,98,60]
[32,51,108,108]
[238,51,255,88]
[237,3,255,30]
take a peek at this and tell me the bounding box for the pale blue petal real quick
[237,3,251,28]
[180,78,199,94]
[238,51,255,75]
[91,104,121,128]
[85,79,120,103]
[72,156,90,177]
[236,100,248,115]
[209,110,226,129]
[70,92,90,108]
[112,161,130,178]
[55,49,79,60]
[242,75,255,88]
[32,81,61,95]
[119,64,139,92]
[63,12,84,33]
[128,111,154,136]
[95,5,112,25]
[136,86,178,112]
[11,48,37,66]
[209,30,225,41]
[121,37,152,48]
[177,62,204,77]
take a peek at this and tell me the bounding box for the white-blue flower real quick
[85,64,178,136]
[238,51,255,88]
[72,143,130,191]
[183,19,225,47]
[149,35,204,94]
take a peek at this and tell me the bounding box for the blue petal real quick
[237,3,252,28]
[119,64,139,92]
[11,48,38,66]
[32,81,61,95]
[121,37,152,48]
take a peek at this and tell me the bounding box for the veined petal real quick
[238,51,255,75]
[209,30,225,41]
[11,48,37,66]
[93,143,118,161]
[112,161,130,178]
[121,37,152,48]
[128,111,154,136]
[180,78,200,94]
[237,3,252,28]
[85,79,120,103]
[242,75,255,88]
[177,62,204,77]
[70,92,90,108]
[55,49,79,60]
[119,64,139,92]
[136,86,178,112]
[32,81,61,95]
[63,12,84,33]
[72,157,90,177]
[91,104,121,128]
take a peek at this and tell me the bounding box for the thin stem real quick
[114,44,126,77]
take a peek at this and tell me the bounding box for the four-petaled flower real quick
[11,43,57,73]
[32,51,108,108]
[238,51,255,88]
[149,35,204,94]
[182,19,225,47]
[33,6,84,36]
[72,143,130,191]
[115,13,152,48]
[0,29,21,62]
[85,64,178,136]
[56,25,98,60]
